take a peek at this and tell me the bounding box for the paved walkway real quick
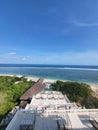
[68,113,95,130]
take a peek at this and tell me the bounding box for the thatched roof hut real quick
[20,79,45,101]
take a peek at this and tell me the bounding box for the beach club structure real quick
[6,79,98,130]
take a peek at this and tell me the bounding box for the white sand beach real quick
[26,76,57,83]
[88,83,98,95]
[0,74,39,82]
[0,74,57,83]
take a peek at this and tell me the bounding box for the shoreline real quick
[0,74,57,83]
[0,73,98,94]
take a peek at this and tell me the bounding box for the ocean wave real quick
[57,67,98,71]
[0,66,98,71]
[19,67,98,71]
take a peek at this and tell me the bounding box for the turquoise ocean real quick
[0,64,98,84]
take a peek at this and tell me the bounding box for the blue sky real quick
[0,0,98,65]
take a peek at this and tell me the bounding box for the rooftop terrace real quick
[6,80,98,130]
[25,91,71,110]
[6,109,98,130]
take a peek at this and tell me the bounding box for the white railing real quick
[44,109,98,114]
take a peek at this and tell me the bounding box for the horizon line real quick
[0,63,98,66]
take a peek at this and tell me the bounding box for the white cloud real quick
[38,51,98,65]
[72,20,98,27]
[0,51,98,65]
[22,57,26,61]
[0,53,34,63]
[8,52,16,55]
[21,56,34,61]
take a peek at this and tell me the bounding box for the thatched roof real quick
[20,79,45,100]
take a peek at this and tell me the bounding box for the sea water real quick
[0,64,98,84]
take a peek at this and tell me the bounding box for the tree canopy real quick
[0,76,35,122]
[51,81,98,108]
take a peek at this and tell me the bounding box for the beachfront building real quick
[19,79,46,108]
[20,79,45,101]
[6,79,98,130]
